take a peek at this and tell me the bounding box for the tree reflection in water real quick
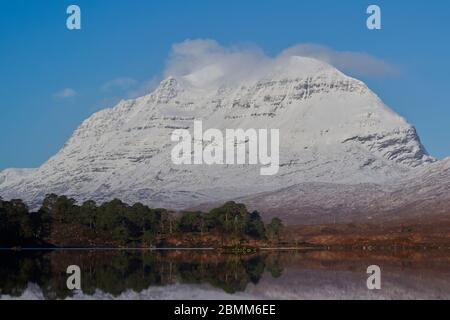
[0,250,284,299]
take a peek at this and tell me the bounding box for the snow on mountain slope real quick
[0,168,36,189]
[226,157,450,224]
[0,56,435,209]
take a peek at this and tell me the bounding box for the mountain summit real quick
[0,56,435,210]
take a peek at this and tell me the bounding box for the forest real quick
[0,194,283,247]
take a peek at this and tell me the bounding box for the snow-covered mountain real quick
[0,56,437,213]
[218,157,450,224]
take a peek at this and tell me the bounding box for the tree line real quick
[0,195,283,247]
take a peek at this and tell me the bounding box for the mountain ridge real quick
[0,56,441,219]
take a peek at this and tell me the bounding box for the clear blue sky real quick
[1,0,449,170]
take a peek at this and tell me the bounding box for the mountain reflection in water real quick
[0,250,449,300]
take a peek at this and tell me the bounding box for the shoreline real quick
[2,243,450,252]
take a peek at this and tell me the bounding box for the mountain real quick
[205,157,450,225]
[0,56,439,217]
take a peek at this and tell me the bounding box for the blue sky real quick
[0,0,449,170]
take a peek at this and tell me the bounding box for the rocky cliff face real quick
[0,56,436,211]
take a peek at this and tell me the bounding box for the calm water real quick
[0,249,449,300]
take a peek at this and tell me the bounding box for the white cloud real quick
[96,40,396,106]
[53,88,77,99]
[279,43,397,77]
[101,77,137,92]
[163,39,397,90]
[164,39,269,89]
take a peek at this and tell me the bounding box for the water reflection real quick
[0,250,283,299]
[0,250,449,299]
